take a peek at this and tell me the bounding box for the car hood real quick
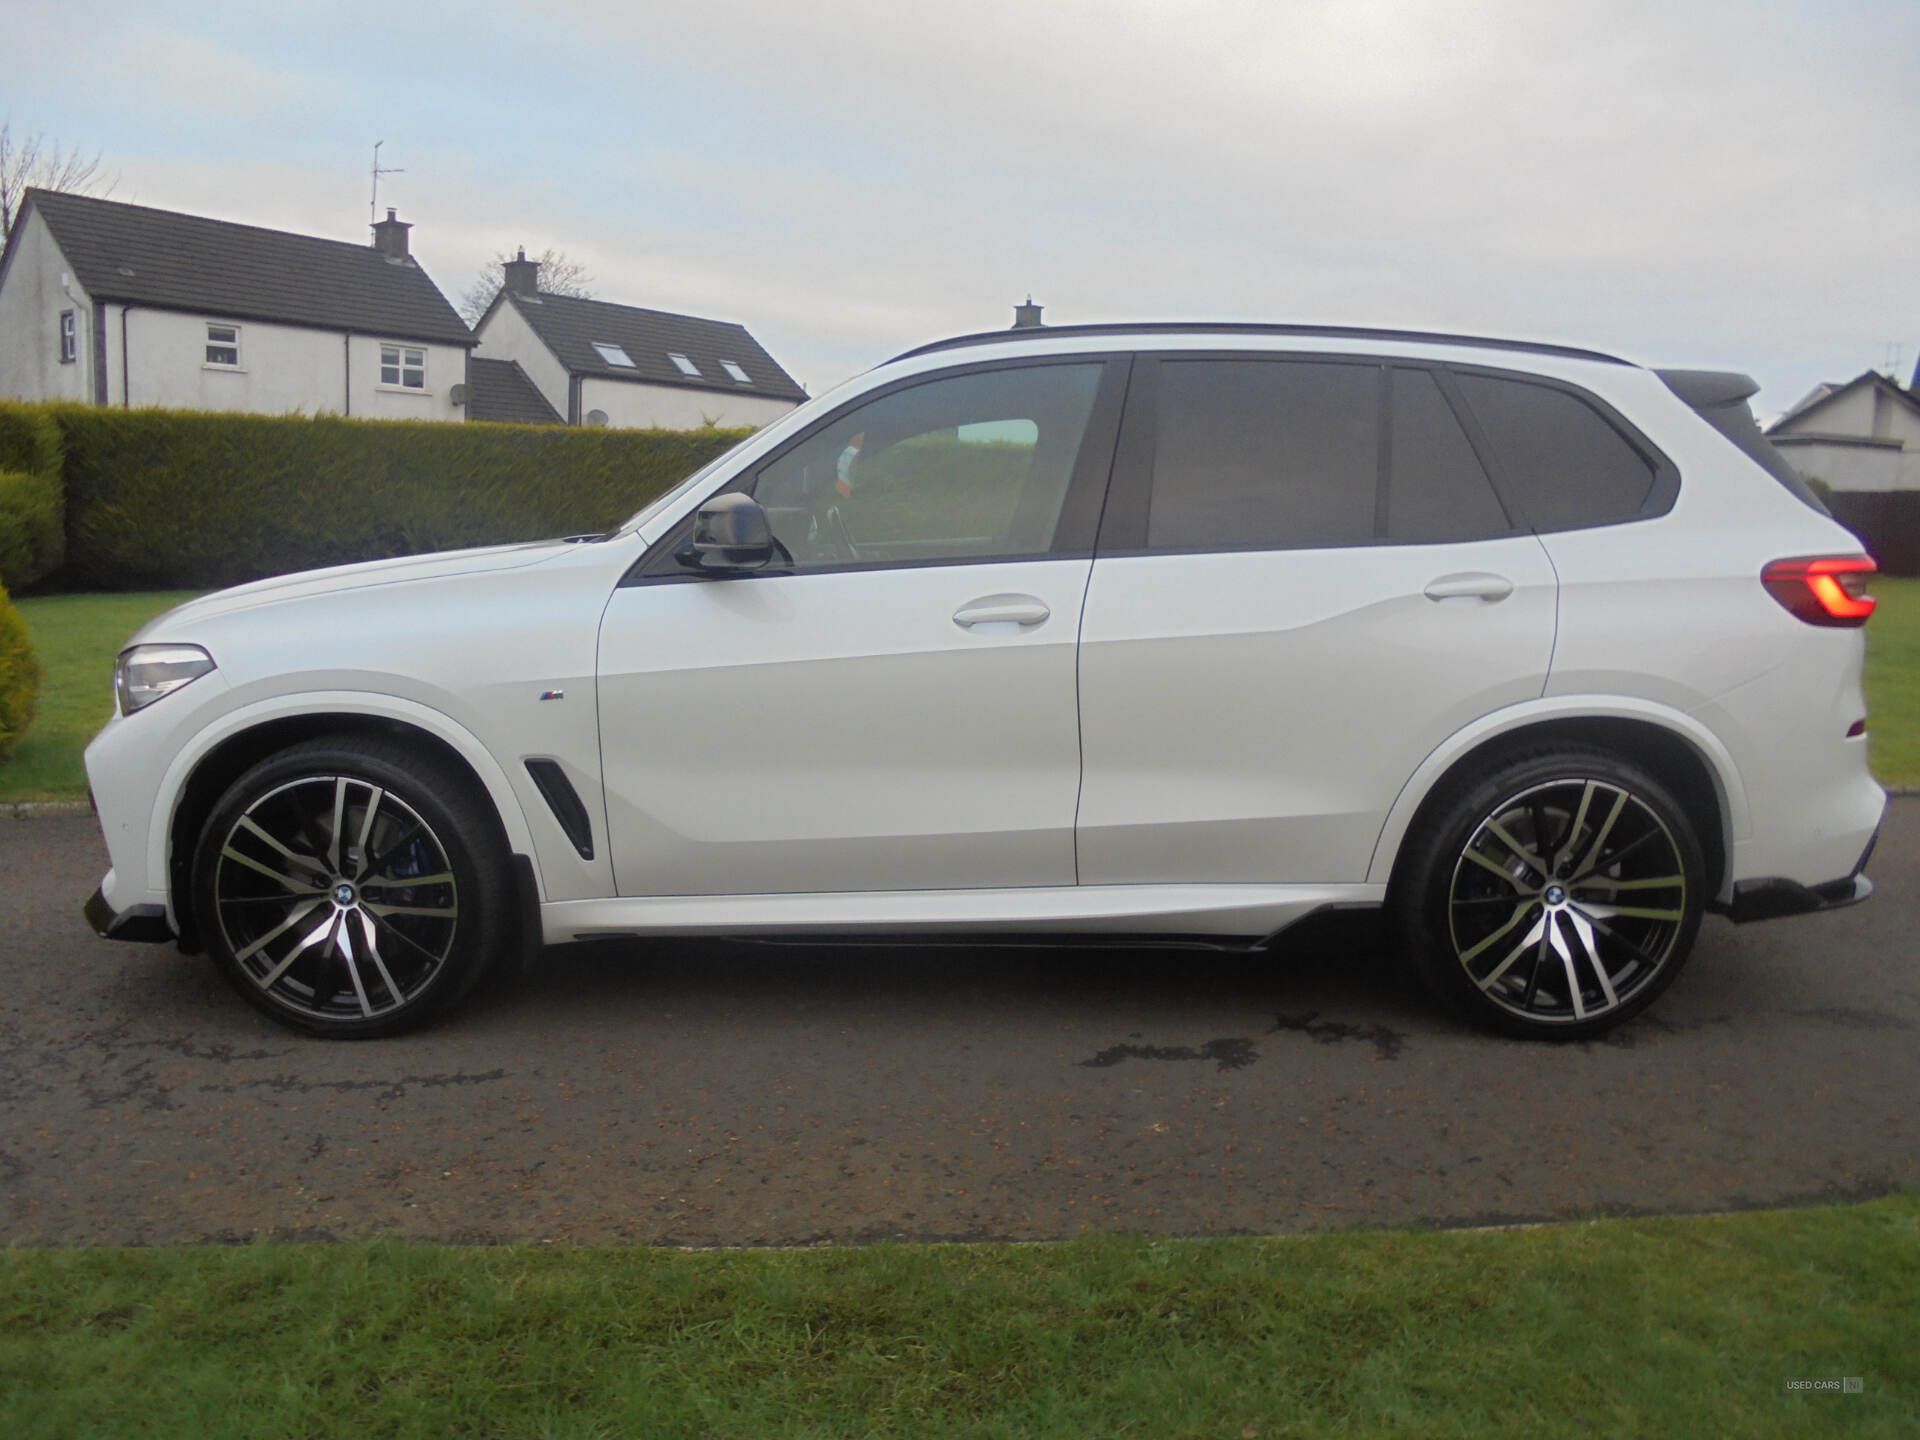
[130,540,580,642]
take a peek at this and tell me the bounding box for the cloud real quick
[13,0,1920,406]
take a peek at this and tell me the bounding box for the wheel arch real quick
[1367,700,1745,904]
[156,694,543,950]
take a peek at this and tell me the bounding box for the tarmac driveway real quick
[2,802,1915,1246]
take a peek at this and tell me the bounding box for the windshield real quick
[618,376,868,533]
[618,451,737,534]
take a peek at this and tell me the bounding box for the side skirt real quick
[539,882,1385,947]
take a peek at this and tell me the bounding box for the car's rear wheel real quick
[1393,746,1706,1039]
[192,736,512,1037]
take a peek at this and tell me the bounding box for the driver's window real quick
[749,363,1103,570]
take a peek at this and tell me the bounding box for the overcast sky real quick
[10,0,1919,417]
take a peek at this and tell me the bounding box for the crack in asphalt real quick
[1078,1038,1259,1072]
[199,1068,511,1103]
[1786,1006,1915,1032]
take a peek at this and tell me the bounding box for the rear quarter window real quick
[1453,372,1664,532]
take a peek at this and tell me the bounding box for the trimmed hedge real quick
[0,580,41,761]
[47,407,752,590]
[0,401,62,477]
[0,403,66,590]
[0,466,64,590]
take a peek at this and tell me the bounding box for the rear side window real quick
[1147,360,1377,549]
[1454,373,1658,531]
[1387,369,1512,544]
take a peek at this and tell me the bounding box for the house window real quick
[668,352,701,377]
[59,310,77,364]
[720,359,751,384]
[205,323,240,367]
[592,341,636,367]
[380,344,426,389]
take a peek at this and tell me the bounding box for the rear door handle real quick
[953,594,1051,630]
[1423,572,1514,604]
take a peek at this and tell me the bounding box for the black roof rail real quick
[889,322,1632,367]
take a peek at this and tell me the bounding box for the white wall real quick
[103,307,467,420]
[1774,437,1920,493]
[580,374,795,430]
[471,298,571,420]
[0,209,97,404]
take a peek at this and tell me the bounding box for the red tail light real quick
[1761,555,1877,627]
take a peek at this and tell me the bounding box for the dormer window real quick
[59,310,77,364]
[720,359,751,384]
[592,342,636,367]
[668,352,701,377]
[380,343,426,389]
[205,322,240,368]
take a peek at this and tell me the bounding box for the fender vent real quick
[524,759,594,860]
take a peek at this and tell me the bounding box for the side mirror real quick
[679,493,774,571]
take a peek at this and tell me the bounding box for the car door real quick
[1076,355,1559,885]
[597,356,1128,897]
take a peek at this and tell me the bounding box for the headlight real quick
[115,644,216,715]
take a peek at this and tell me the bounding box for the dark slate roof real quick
[496,290,806,402]
[21,189,472,346]
[467,358,562,425]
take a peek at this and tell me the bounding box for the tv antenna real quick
[1883,340,1903,380]
[370,141,404,225]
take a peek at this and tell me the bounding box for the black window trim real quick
[622,352,1134,587]
[1095,351,1677,559]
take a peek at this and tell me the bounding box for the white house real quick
[1767,368,1920,575]
[470,252,805,428]
[0,190,473,420]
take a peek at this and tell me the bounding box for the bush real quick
[0,465,65,590]
[0,580,42,762]
[52,407,753,590]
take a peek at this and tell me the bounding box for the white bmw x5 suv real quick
[83,323,1885,1039]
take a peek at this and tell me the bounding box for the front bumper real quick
[84,887,175,944]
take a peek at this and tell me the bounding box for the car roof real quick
[889,322,1631,367]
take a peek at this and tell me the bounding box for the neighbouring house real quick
[1767,367,1920,575]
[470,251,805,428]
[0,190,473,421]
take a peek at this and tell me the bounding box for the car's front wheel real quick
[192,735,512,1037]
[1393,746,1706,1039]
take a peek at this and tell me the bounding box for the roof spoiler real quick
[1656,368,1760,410]
[1657,369,1831,517]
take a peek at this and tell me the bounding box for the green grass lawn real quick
[3,579,1917,803]
[1,591,198,802]
[2,1194,1913,1438]
[1864,577,1920,788]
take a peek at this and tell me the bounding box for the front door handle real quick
[1423,572,1514,604]
[953,594,1051,630]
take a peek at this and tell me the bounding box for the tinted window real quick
[1454,373,1657,531]
[750,364,1103,570]
[1388,369,1511,543]
[1148,361,1378,550]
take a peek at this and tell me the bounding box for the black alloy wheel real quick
[193,736,512,1037]
[1395,747,1706,1039]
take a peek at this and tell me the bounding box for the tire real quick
[191,735,513,1038]
[1391,745,1706,1040]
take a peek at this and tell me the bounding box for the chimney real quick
[503,247,541,298]
[371,207,411,261]
[1012,294,1044,329]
